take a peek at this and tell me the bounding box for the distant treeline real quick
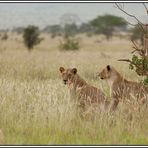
[0,14,143,43]
[1,14,128,36]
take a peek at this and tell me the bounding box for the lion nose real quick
[63,80,67,84]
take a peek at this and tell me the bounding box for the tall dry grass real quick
[0,33,147,144]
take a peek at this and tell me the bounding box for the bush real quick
[128,54,148,85]
[1,33,8,41]
[23,25,43,51]
[59,37,79,51]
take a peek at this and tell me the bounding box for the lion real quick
[59,67,109,115]
[98,65,148,111]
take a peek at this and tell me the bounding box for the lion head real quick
[59,67,77,85]
[98,65,112,80]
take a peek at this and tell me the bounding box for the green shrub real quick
[23,25,43,51]
[129,55,148,85]
[59,37,79,51]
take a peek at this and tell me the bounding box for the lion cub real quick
[98,65,148,111]
[59,67,108,111]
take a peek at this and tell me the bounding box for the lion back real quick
[78,85,105,107]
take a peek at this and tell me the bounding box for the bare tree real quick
[115,3,148,84]
[59,13,80,51]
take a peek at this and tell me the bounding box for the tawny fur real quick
[59,67,109,111]
[98,65,148,111]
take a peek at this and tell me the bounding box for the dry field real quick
[0,33,148,145]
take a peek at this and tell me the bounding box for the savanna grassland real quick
[0,33,148,145]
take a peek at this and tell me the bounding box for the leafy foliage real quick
[128,54,148,84]
[143,76,148,85]
[130,25,148,85]
[59,37,79,51]
[59,22,80,51]
[23,25,43,51]
[90,14,127,40]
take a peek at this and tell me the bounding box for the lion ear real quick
[107,65,111,71]
[59,67,65,73]
[72,68,77,74]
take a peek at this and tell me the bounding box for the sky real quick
[0,3,147,30]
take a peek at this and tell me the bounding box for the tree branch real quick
[115,3,144,25]
[116,3,148,78]
[118,59,132,63]
[115,3,145,34]
[143,3,148,16]
[131,40,145,56]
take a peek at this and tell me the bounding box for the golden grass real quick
[0,33,147,144]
